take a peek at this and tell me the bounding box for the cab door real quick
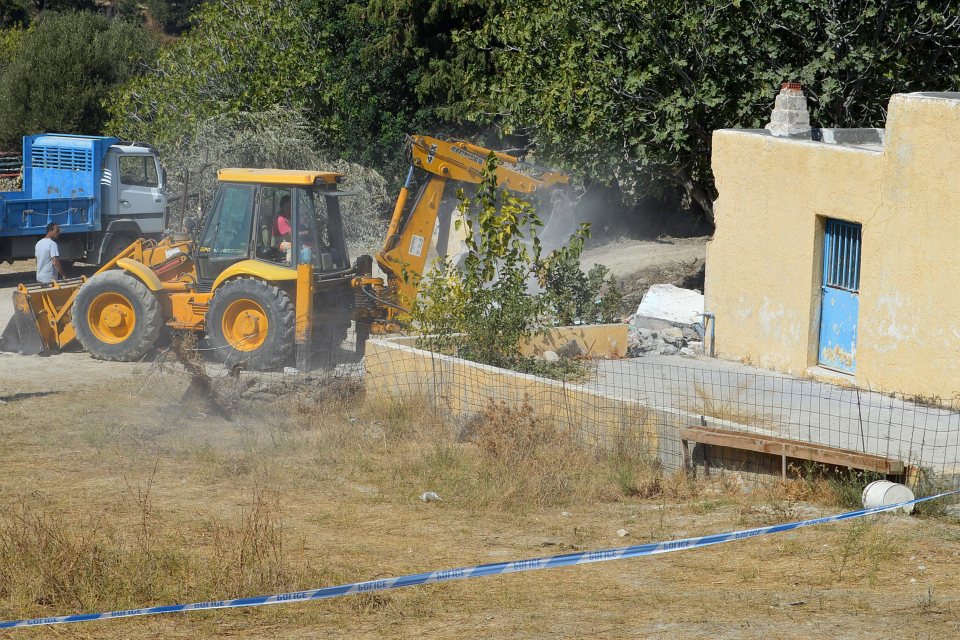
[196,183,257,283]
[115,152,166,233]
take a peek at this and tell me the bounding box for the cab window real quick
[255,187,293,264]
[201,184,254,258]
[119,155,159,187]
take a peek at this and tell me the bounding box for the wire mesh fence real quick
[141,324,960,496]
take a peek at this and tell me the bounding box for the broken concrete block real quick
[556,339,584,359]
[659,345,679,356]
[680,347,695,357]
[543,350,560,363]
[688,340,704,353]
[633,284,704,326]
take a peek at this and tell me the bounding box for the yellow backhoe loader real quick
[0,136,570,370]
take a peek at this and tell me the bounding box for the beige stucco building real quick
[705,91,960,400]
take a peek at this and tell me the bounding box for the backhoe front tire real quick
[206,278,295,371]
[74,270,163,361]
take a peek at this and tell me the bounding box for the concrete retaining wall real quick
[364,325,669,458]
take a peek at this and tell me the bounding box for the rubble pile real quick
[540,339,585,362]
[627,325,703,357]
[626,283,706,358]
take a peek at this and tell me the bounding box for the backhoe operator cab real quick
[196,169,349,283]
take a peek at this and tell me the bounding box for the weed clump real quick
[457,400,676,509]
[465,400,586,509]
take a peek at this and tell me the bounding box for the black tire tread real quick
[206,277,295,371]
[103,235,136,265]
[74,270,163,361]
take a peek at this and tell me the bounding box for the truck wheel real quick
[206,278,295,371]
[74,271,163,361]
[103,235,136,265]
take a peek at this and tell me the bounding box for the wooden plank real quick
[679,426,904,475]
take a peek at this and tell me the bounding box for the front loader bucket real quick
[0,279,85,356]
[0,290,48,355]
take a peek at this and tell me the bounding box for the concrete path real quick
[586,355,960,475]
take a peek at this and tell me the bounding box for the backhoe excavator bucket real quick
[0,278,85,356]
[0,290,46,355]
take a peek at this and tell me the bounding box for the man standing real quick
[35,223,67,284]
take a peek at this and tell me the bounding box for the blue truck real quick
[0,133,167,265]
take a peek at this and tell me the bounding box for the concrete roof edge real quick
[713,128,883,154]
[895,91,960,102]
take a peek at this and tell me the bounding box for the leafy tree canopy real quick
[109,0,484,181]
[107,0,960,224]
[0,0,28,27]
[437,0,960,222]
[0,11,158,148]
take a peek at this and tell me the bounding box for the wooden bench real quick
[680,425,905,479]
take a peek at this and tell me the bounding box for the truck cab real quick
[100,142,166,240]
[0,134,167,265]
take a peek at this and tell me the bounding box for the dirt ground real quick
[579,237,707,316]
[1,365,959,639]
[1,239,959,639]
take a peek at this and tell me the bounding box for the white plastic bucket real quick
[861,480,915,514]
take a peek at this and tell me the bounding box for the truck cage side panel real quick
[0,134,119,237]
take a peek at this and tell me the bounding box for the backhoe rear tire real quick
[206,278,295,371]
[74,270,163,361]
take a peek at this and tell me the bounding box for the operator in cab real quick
[273,195,294,263]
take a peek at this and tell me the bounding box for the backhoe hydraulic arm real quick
[375,135,570,312]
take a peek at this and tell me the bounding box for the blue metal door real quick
[818,220,861,373]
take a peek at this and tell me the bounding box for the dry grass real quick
[0,488,313,614]
[0,369,959,639]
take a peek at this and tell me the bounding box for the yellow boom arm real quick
[376,135,570,311]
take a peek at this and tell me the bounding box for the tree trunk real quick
[670,166,716,228]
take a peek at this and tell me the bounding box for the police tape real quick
[2,489,957,629]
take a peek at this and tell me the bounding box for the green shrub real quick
[412,154,625,380]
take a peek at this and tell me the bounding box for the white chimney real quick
[766,82,812,138]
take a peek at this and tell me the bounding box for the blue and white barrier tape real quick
[2,490,956,629]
